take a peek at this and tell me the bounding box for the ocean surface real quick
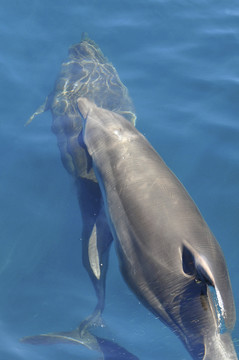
[0,1,239,359]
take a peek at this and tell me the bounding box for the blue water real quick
[1,1,239,359]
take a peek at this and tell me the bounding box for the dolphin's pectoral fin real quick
[89,205,114,281]
[89,223,101,280]
[25,97,50,126]
[79,176,113,318]
[86,205,114,316]
[76,177,113,318]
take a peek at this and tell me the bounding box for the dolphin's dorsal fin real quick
[182,244,214,286]
[182,242,236,331]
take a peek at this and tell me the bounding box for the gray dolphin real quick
[78,97,237,360]
[23,36,139,359]
[27,34,136,324]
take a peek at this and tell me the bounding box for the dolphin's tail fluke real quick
[21,323,139,360]
[20,311,102,350]
[21,326,100,350]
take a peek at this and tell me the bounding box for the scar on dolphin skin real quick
[78,97,237,360]
[24,34,138,360]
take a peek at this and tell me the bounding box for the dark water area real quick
[0,1,239,359]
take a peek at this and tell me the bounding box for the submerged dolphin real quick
[27,34,136,323]
[24,36,138,359]
[78,97,237,360]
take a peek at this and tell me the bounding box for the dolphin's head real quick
[69,36,106,64]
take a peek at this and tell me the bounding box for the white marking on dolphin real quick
[79,97,237,360]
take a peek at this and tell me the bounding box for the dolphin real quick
[78,97,237,360]
[26,34,136,325]
[23,36,139,359]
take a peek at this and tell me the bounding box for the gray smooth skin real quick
[79,97,237,360]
